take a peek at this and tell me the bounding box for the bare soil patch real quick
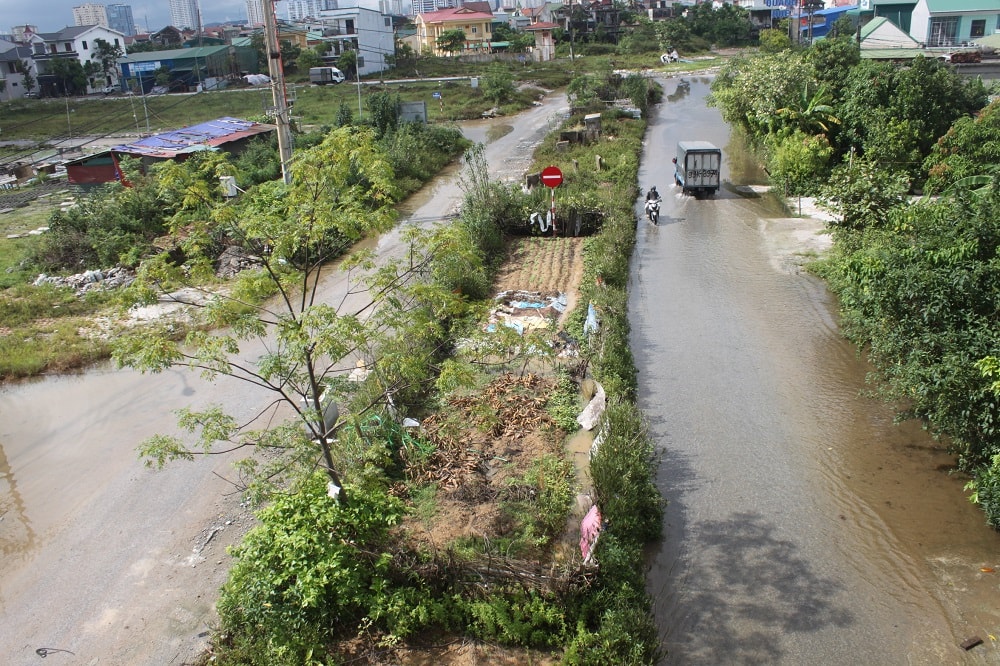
[493,236,585,296]
[398,372,562,550]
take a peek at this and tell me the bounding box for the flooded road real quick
[0,94,567,665]
[632,78,1000,664]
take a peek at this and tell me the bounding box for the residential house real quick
[309,7,394,76]
[857,0,917,35]
[276,22,312,50]
[522,2,561,25]
[734,0,791,30]
[859,15,921,48]
[24,25,128,95]
[909,0,1000,47]
[524,21,558,61]
[416,6,494,55]
[0,41,36,101]
[798,4,858,41]
[150,26,184,47]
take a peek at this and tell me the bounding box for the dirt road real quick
[0,93,568,666]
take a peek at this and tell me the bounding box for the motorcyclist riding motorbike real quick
[644,186,662,224]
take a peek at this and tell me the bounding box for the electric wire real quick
[0,86,252,168]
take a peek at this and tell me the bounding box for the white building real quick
[169,0,200,30]
[247,0,266,25]
[312,6,393,76]
[26,24,127,94]
[73,4,110,28]
[288,0,326,20]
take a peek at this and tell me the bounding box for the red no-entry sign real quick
[540,165,563,188]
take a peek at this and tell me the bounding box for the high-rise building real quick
[73,3,110,27]
[287,0,326,21]
[169,0,200,30]
[107,4,137,35]
[246,0,265,26]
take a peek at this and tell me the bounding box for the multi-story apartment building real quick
[247,0,266,26]
[288,0,327,21]
[107,4,136,36]
[73,3,110,27]
[169,0,200,30]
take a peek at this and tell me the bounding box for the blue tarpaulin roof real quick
[112,117,274,158]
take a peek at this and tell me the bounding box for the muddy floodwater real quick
[632,78,1000,665]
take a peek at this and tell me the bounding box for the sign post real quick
[540,165,563,236]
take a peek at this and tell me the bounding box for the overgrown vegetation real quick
[0,120,467,382]
[143,69,662,664]
[711,35,1000,527]
[709,36,988,196]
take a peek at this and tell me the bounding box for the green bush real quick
[590,399,663,544]
[216,474,407,662]
[766,129,834,196]
[464,590,568,647]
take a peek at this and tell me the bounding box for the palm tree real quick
[774,84,840,136]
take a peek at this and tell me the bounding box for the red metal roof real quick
[526,21,560,30]
[417,6,495,21]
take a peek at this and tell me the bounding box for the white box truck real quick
[673,141,721,197]
[309,67,346,85]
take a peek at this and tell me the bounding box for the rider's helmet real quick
[649,186,658,197]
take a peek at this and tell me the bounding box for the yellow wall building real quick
[415,7,495,56]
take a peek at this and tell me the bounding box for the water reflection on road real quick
[633,77,999,664]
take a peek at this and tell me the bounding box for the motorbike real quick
[644,197,661,225]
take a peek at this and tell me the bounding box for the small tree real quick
[113,126,473,505]
[296,48,322,72]
[759,28,791,53]
[92,38,125,81]
[18,60,35,94]
[336,100,354,127]
[47,58,88,95]
[368,90,399,138]
[437,29,467,56]
[817,158,909,229]
[481,63,515,107]
[338,49,358,80]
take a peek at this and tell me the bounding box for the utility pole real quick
[262,0,294,184]
[568,0,575,62]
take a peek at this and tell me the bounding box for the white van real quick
[309,67,346,85]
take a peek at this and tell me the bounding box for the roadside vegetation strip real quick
[175,72,665,664]
[709,30,1000,527]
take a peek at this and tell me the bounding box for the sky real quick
[1,0,263,35]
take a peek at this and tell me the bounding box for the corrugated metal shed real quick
[111,117,275,158]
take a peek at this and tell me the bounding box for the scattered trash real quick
[981,567,995,573]
[348,359,370,382]
[580,504,602,563]
[34,266,135,296]
[215,245,262,278]
[583,302,600,337]
[577,381,606,431]
[487,290,567,335]
[960,636,984,651]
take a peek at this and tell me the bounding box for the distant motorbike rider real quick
[644,187,662,224]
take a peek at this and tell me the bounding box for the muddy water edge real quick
[633,77,1000,665]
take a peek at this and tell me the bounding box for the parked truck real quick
[673,141,721,197]
[309,66,346,85]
